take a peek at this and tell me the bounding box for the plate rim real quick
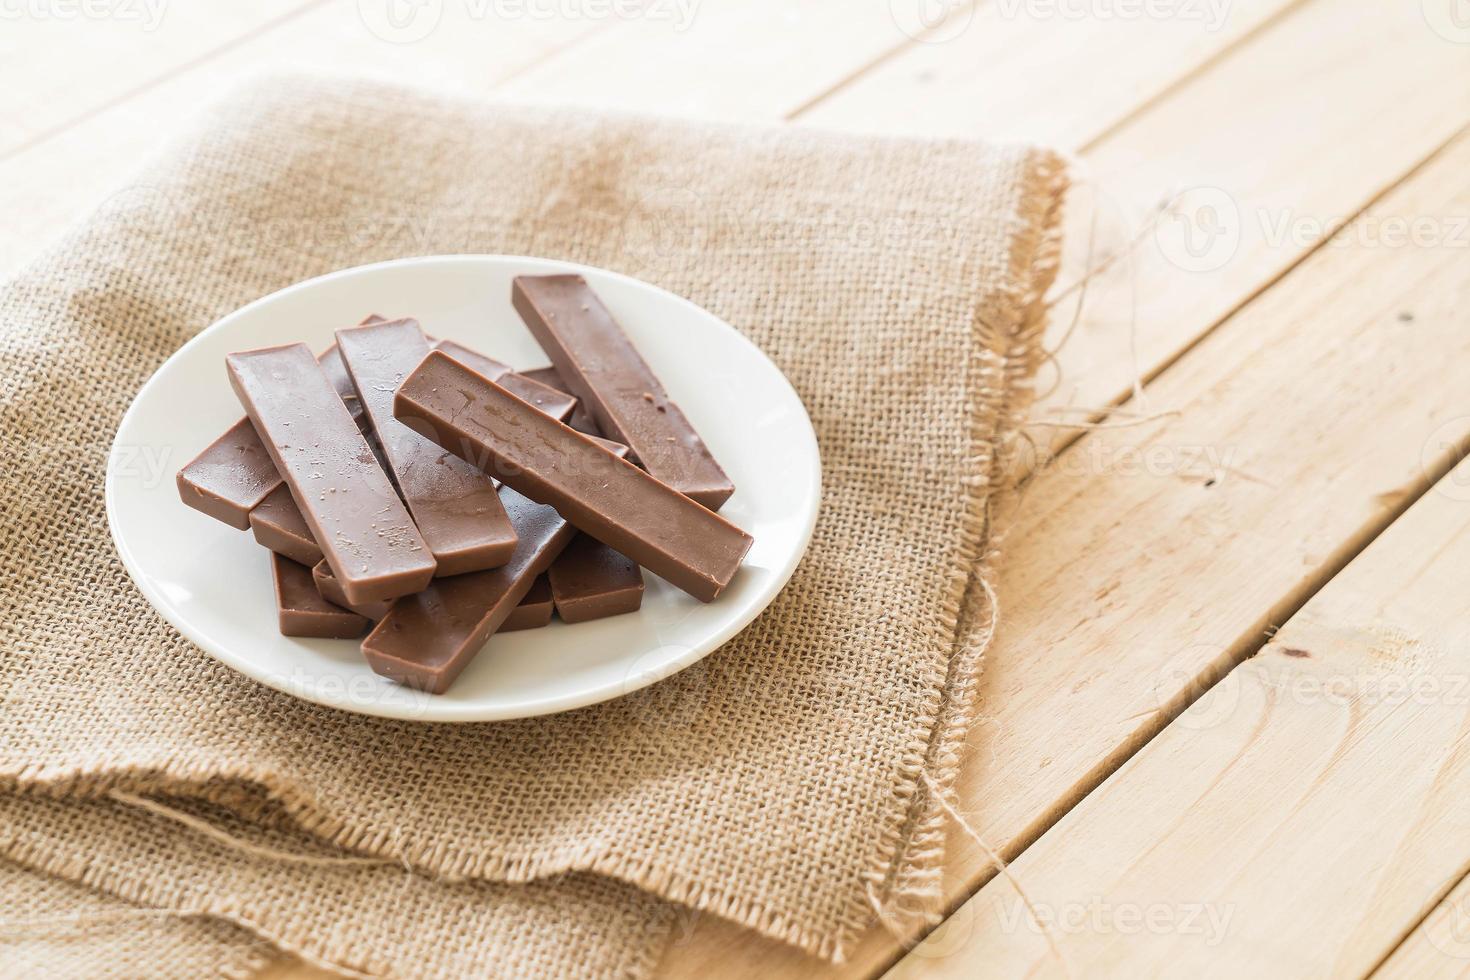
[105,254,821,723]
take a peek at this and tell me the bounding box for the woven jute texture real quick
[0,855,273,978]
[0,77,1065,977]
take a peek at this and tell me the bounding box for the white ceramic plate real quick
[107,256,820,722]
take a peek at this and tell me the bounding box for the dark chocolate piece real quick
[228,343,436,606]
[395,352,752,603]
[271,553,369,639]
[249,485,323,566]
[500,575,554,632]
[178,324,376,529]
[176,418,279,530]
[548,533,644,624]
[320,343,364,421]
[361,487,581,694]
[434,340,578,422]
[337,319,517,576]
[512,275,735,509]
[312,559,391,621]
[317,554,546,630]
[521,366,600,436]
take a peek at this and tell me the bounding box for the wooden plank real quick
[801,0,1302,148]
[2,0,1458,975]
[897,0,1469,443]
[883,272,1470,976]
[0,0,311,151]
[1376,872,1470,980]
[810,0,1470,447]
[664,57,1470,980]
[494,0,941,119]
[0,0,964,277]
[508,5,1470,971]
[0,0,615,277]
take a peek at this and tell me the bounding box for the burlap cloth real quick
[0,855,271,978]
[0,77,1065,977]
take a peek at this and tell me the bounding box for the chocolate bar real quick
[512,275,735,510]
[312,554,550,634]
[249,485,323,566]
[175,417,280,530]
[434,340,578,422]
[312,560,391,621]
[519,376,648,620]
[337,319,517,576]
[520,366,600,436]
[395,351,752,603]
[271,553,369,639]
[500,575,554,632]
[178,327,372,529]
[548,534,644,623]
[361,487,585,694]
[228,343,436,605]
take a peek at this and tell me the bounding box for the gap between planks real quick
[1373,866,1470,979]
[0,1,1458,980]
[0,0,330,163]
[664,0,1470,974]
[879,123,1470,977]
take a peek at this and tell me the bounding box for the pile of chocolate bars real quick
[176,275,755,695]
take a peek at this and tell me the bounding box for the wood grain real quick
[800,0,1304,147]
[496,0,932,118]
[660,4,1470,974]
[3,0,1469,977]
[0,0,312,151]
[981,0,1469,442]
[883,153,1470,965]
[1376,872,1470,980]
[0,0,611,275]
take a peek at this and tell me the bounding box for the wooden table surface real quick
[6,1,1469,976]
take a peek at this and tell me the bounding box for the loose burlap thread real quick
[0,855,272,979]
[0,77,1065,977]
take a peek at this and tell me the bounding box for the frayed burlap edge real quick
[0,143,1068,967]
[858,147,1069,950]
[0,842,280,979]
[2,829,371,979]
